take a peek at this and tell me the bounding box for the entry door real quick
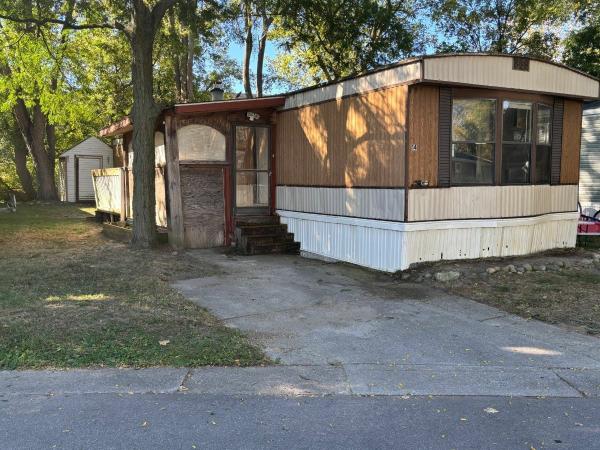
[234,125,271,215]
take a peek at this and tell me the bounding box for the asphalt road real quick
[2,393,600,449]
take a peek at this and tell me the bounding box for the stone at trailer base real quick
[424,273,432,279]
[557,261,565,268]
[580,259,594,266]
[486,267,497,274]
[503,264,517,273]
[516,266,525,273]
[434,271,461,282]
[401,273,411,280]
[523,263,533,272]
[533,264,546,271]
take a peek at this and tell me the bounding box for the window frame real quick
[449,88,554,187]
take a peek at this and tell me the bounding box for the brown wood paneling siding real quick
[408,85,439,187]
[438,87,452,187]
[551,98,564,184]
[276,84,407,187]
[560,99,583,184]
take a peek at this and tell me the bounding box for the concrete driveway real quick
[174,251,600,398]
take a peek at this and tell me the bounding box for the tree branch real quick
[0,12,127,33]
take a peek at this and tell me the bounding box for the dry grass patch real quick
[0,203,268,369]
[398,249,600,336]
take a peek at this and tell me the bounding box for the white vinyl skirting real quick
[277,210,579,272]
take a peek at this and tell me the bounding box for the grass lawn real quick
[0,203,268,369]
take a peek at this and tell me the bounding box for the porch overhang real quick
[99,116,133,138]
[172,96,286,115]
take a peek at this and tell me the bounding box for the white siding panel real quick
[405,215,577,266]
[93,171,122,214]
[276,186,405,220]
[279,211,406,271]
[408,185,578,221]
[279,210,577,272]
[424,56,598,98]
[283,62,420,110]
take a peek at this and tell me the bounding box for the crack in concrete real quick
[553,370,588,398]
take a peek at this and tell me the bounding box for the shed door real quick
[76,156,103,202]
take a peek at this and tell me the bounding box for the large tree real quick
[272,0,417,85]
[563,1,600,77]
[429,0,573,58]
[1,0,183,247]
[228,0,277,97]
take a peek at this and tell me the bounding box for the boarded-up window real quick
[177,124,226,161]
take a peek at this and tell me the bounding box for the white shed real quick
[58,137,113,202]
[580,101,600,214]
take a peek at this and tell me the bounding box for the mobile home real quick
[94,54,599,271]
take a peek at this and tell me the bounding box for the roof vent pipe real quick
[210,81,224,101]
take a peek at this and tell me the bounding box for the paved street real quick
[3,391,600,449]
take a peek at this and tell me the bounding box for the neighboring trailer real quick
[59,137,113,202]
[580,101,600,213]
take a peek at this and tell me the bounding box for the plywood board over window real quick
[560,99,583,184]
[276,84,407,187]
[408,84,439,187]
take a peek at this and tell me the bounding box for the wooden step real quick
[248,241,301,255]
[235,215,280,226]
[236,224,289,237]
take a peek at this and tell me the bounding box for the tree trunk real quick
[242,0,253,98]
[185,32,194,101]
[10,125,35,199]
[130,3,160,248]
[256,15,272,97]
[13,100,58,201]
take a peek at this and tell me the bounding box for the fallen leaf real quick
[159,340,170,346]
[484,407,499,414]
[142,421,148,427]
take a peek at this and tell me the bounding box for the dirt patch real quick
[395,248,600,336]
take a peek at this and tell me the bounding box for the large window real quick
[502,101,532,184]
[450,94,553,186]
[451,98,496,184]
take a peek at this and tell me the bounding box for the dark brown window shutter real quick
[438,87,452,187]
[551,98,564,185]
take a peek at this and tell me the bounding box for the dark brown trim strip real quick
[438,87,452,187]
[551,98,564,184]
